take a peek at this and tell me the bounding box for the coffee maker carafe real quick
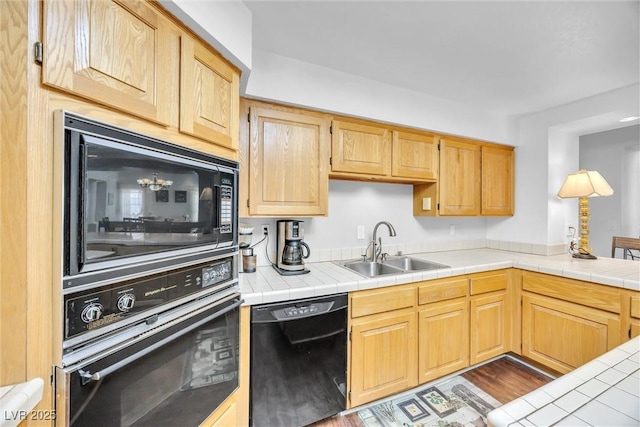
[274,220,310,275]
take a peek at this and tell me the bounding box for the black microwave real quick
[56,111,238,289]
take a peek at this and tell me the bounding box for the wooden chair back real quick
[611,236,640,260]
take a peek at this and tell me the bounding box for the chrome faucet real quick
[369,221,397,262]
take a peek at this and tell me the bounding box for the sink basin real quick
[342,261,402,277]
[341,257,449,277]
[382,256,450,271]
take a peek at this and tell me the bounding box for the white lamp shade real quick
[557,170,614,198]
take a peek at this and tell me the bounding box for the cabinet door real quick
[180,35,239,149]
[482,146,514,215]
[331,120,391,176]
[630,294,640,339]
[350,310,417,407]
[438,138,481,215]
[248,107,330,216]
[470,292,507,364]
[522,293,621,374]
[418,299,469,383]
[43,0,176,126]
[392,131,438,180]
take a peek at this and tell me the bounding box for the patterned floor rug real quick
[356,376,501,427]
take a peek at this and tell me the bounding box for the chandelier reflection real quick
[137,172,173,191]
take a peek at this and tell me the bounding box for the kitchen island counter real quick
[239,248,640,306]
[487,336,639,426]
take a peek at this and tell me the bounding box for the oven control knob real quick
[117,294,136,312]
[81,303,103,323]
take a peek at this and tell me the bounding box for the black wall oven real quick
[54,112,241,426]
[56,289,241,427]
[56,111,238,289]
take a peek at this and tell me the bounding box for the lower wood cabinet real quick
[630,294,640,339]
[469,271,509,364]
[418,298,469,382]
[469,292,507,364]
[349,308,417,407]
[522,292,621,374]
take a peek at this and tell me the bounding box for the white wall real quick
[162,4,640,256]
[580,125,640,257]
[494,84,640,248]
[245,50,510,144]
[160,0,253,89]
[242,180,487,266]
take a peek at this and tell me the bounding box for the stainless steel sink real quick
[342,261,402,277]
[382,256,450,271]
[340,256,449,277]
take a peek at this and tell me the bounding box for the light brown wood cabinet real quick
[418,297,469,382]
[414,138,514,217]
[330,121,439,183]
[630,294,640,339]
[481,145,514,215]
[469,271,509,364]
[438,137,482,215]
[43,0,240,150]
[180,34,239,149]
[391,130,439,180]
[43,0,178,126]
[348,271,511,406]
[521,272,623,374]
[330,120,391,177]
[348,284,417,407]
[239,100,330,216]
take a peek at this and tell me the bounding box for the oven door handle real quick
[77,296,243,384]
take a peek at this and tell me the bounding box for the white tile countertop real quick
[487,337,640,427]
[239,249,640,306]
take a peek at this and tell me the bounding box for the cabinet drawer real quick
[418,277,468,305]
[522,272,621,314]
[469,270,507,295]
[351,284,415,318]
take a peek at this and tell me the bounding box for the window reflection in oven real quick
[62,296,240,427]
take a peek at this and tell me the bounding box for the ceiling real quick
[243,1,639,117]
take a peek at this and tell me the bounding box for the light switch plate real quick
[422,197,431,211]
[357,225,365,240]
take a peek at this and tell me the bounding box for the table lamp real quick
[557,169,613,259]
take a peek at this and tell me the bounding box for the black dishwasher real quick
[250,294,348,427]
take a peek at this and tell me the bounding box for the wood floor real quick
[311,356,554,427]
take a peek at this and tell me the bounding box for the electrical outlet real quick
[449,224,455,236]
[261,225,270,236]
[357,225,365,240]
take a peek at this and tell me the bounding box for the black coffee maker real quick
[274,220,310,275]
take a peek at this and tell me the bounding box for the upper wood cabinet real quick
[180,34,239,149]
[414,138,514,217]
[43,0,178,126]
[330,120,438,183]
[482,145,514,215]
[438,137,481,215]
[392,130,438,180]
[330,120,391,176]
[240,101,330,216]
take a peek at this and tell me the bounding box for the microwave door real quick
[65,132,85,277]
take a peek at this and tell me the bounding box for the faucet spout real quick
[371,221,397,262]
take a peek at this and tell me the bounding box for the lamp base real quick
[572,252,597,260]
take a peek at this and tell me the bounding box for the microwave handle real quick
[77,143,87,269]
[78,296,242,384]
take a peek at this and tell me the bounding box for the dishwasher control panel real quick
[277,302,332,319]
[251,294,348,323]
